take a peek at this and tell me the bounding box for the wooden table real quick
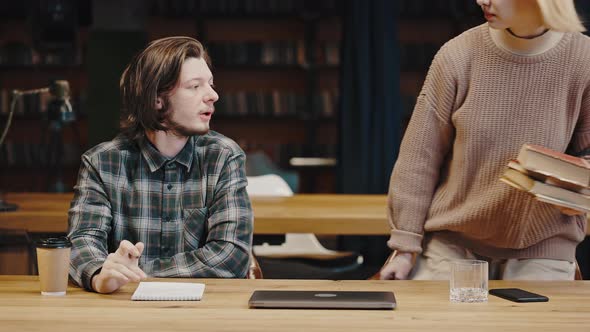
[0,192,390,235]
[1,192,589,235]
[1,276,589,331]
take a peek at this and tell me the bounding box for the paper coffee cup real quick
[36,237,72,296]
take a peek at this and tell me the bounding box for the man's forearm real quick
[142,242,250,278]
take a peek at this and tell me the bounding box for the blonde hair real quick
[536,0,586,32]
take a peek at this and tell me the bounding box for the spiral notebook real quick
[131,282,205,301]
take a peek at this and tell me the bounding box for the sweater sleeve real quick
[387,47,458,253]
[569,83,590,155]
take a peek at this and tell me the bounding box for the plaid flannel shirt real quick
[68,131,253,290]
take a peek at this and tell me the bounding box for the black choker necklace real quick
[506,28,550,39]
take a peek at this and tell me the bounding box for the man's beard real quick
[165,118,209,137]
[158,96,210,137]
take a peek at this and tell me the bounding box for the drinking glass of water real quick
[449,259,488,303]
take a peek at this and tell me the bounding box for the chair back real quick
[575,262,583,280]
[248,253,263,279]
[246,151,299,192]
[246,174,294,197]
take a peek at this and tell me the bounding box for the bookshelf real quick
[0,0,342,193]
[154,0,344,193]
[397,0,483,131]
[0,4,89,192]
[396,0,589,133]
[0,0,487,194]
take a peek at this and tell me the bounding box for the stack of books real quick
[500,144,590,213]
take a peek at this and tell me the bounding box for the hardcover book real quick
[501,167,590,212]
[516,144,590,188]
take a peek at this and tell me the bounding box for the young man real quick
[68,37,253,293]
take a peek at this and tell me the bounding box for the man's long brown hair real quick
[119,36,211,141]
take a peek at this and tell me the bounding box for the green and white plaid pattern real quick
[68,131,253,290]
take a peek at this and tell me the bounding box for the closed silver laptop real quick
[248,290,396,310]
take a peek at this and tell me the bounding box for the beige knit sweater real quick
[387,24,590,261]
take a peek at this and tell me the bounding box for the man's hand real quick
[91,240,147,294]
[379,252,415,280]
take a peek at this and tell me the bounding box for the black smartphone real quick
[489,288,549,303]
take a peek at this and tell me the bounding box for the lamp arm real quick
[0,91,19,147]
[0,92,19,211]
[0,87,48,147]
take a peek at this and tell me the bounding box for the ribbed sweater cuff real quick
[387,229,424,254]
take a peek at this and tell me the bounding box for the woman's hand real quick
[379,252,415,280]
[555,206,586,216]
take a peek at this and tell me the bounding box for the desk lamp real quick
[0,80,73,211]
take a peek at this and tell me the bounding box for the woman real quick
[381,0,589,280]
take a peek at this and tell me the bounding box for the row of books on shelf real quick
[0,89,51,115]
[209,42,304,67]
[215,90,338,118]
[315,41,340,66]
[404,1,590,22]
[399,0,481,19]
[149,0,341,17]
[0,142,81,168]
[208,41,339,67]
[0,89,85,116]
[0,41,83,67]
[239,141,337,168]
[500,144,590,213]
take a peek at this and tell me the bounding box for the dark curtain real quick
[338,0,401,194]
[86,31,147,147]
[337,0,401,268]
